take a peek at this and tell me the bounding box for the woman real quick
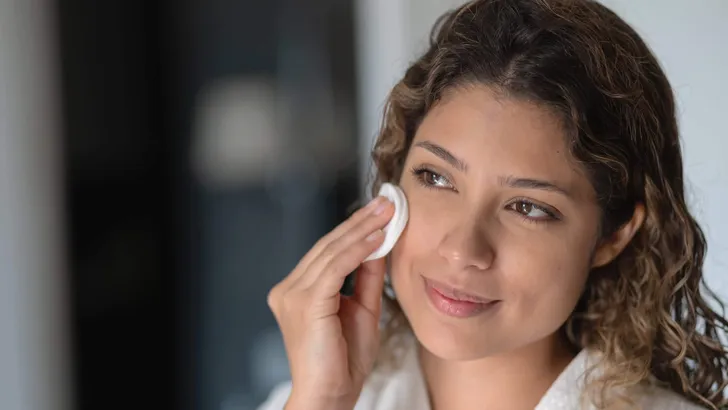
[261,0,728,409]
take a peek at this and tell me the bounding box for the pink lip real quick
[423,276,500,318]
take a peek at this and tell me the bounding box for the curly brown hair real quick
[367,0,728,409]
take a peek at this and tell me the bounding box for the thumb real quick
[353,258,387,317]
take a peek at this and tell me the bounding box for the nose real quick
[437,217,495,271]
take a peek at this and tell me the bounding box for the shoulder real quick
[256,340,428,410]
[253,367,413,410]
[637,385,707,410]
[254,377,409,410]
[537,349,710,410]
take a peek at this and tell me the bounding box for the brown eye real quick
[424,171,448,187]
[413,167,453,189]
[517,202,534,214]
[510,200,552,220]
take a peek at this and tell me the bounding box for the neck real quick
[419,333,577,410]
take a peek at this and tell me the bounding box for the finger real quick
[285,196,387,285]
[301,200,394,289]
[309,228,386,299]
[326,197,386,243]
[353,258,387,317]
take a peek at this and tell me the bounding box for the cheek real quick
[499,223,596,323]
[389,187,454,299]
[390,192,445,270]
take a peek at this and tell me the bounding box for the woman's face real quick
[390,85,603,360]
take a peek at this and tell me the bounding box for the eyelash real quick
[411,165,453,191]
[507,199,558,224]
[410,166,559,224]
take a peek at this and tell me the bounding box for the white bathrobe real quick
[257,338,703,410]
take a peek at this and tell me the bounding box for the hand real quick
[268,196,395,410]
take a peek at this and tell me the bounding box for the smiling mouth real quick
[422,276,501,318]
[423,277,496,303]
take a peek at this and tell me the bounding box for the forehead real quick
[412,85,594,199]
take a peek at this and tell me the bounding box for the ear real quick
[591,203,646,268]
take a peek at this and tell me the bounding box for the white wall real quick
[355,0,728,300]
[355,0,466,195]
[0,0,73,409]
[597,0,728,301]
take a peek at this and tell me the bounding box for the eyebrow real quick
[499,175,571,197]
[413,140,571,197]
[414,141,468,172]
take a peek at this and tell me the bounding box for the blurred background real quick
[0,0,726,409]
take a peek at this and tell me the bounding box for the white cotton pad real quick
[364,183,409,261]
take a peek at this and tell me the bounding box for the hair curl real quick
[368,0,728,408]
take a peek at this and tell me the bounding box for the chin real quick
[405,309,512,361]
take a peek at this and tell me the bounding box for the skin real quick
[268,196,396,410]
[269,84,644,410]
[391,85,644,410]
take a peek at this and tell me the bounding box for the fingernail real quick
[366,229,383,242]
[373,198,391,215]
[366,196,383,211]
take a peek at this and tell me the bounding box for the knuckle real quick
[267,285,281,313]
[281,290,303,313]
[320,241,340,263]
[353,203,371,218]
[326,256,351,277]
[310,236,328,253]
[350,236,373,255]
